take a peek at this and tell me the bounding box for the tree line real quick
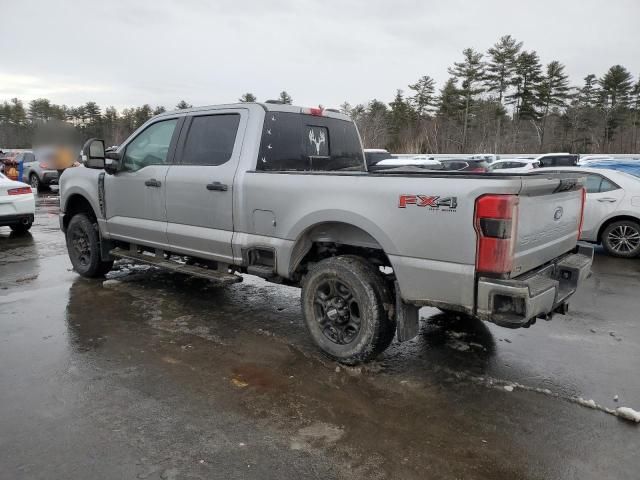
[347,35,639,154]
[0,92,293,149]
[1,36,639,154]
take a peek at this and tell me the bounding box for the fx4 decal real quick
[398,194,458,210]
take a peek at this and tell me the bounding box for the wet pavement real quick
[1,191,639,480]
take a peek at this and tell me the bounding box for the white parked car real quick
[0,172,35,233]
[375,155,441,168]
[540,167,640,257]
[488,158,541,173]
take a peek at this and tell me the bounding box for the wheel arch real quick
[62,193,99,231]
[288,219,394,277]
[596,215,640,243]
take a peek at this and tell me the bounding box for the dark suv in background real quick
[535,153,579,168]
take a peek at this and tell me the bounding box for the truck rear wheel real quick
[301,256,396,364]
[66,213,113,278]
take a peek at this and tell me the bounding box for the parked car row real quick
[365,150,579,173]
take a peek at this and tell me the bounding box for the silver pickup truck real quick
[59,103,593,364]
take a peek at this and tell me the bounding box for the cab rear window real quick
[257,112,364,172]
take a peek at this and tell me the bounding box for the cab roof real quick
[158,102,351,121]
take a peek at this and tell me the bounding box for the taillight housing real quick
[303,107,324,116]
[8,187,32,196]
[474,194,519,276]
[577,187,586,239]
[39,162,50,169]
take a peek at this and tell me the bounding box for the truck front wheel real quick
[65,213,113,278]
[301,256,396,364]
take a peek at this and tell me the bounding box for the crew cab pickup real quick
[59,103,593,363]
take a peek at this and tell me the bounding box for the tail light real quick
[8,187,32,195]
[474,194,519,275]
[577,187,586,239]
[39,162,50,169]
[470,167,487,173]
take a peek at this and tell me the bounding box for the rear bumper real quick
[41,170,59,185]
[476,245,594,328]
[0,213,34,227]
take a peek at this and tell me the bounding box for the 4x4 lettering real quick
[399,194,457,210]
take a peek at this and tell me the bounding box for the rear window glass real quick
[257,112,364,172]
[585,174,602,193]
[182,114,240,166]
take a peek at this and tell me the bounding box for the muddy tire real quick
[66,213,113,277]
[301,255,396,364]
[601,220,640,258]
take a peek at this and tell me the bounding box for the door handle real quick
[144,178,161,187]
[597,198,617,203]
[206,181,228,191]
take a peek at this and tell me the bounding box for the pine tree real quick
[537,61,571,148]
[436,78,465,151]
[84,102,101,125]
[175,100,192,110]
[578,74,600,107]
[599,65,634,146]
[134,104,153,128]
[339,101,353,116]
[599,65,633,108]
[239,93,257,102]
[485,35,522,151]
[448,48,485,151]
[28,98,52,122]
[388,90,414,148]
[408,75,436,117]
[631,80,640,151]
[437,78,464,117]
[278,91,293,104]
[153,106,166,115]
[509,51,543,120]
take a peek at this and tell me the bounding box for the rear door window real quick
[181,114,240,166]
[599,177,620,192]
[585,174,603,193]
[257,112,364,172]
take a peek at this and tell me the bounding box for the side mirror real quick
[104,151,121,175]
[82,138,105,169]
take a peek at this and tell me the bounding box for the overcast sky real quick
[1,0,639,111]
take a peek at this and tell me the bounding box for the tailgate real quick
[511,173,585,277]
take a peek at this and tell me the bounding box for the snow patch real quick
[616,407,640,423]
